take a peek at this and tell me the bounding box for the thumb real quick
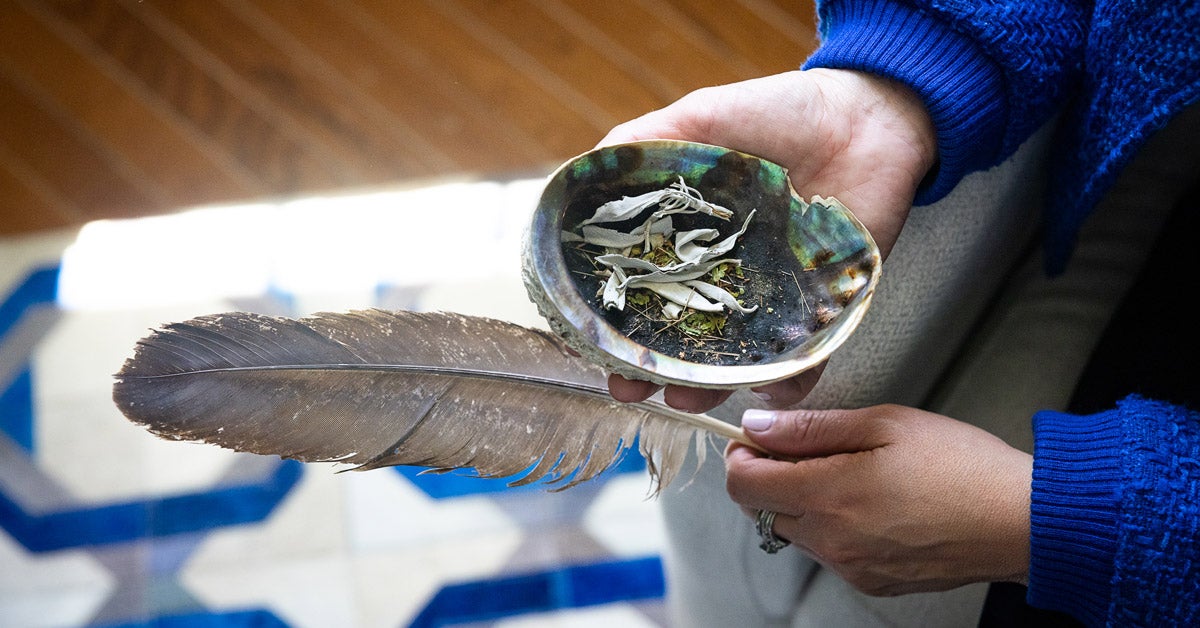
[739,407,890,458]
[595,114,689,148]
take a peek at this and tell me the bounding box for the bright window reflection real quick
[57,177,544,310]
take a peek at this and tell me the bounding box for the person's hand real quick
[725,405,1032,596]
[599,69,937,412]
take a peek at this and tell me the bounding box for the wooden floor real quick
[0,0,817,235]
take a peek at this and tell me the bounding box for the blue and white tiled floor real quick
[0,179,669,627]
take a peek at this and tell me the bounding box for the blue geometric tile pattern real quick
[0,204,669,627]
[0,364,33,454]
[0,267,304,553]
[0,266,55,458]
[0,265,59,341]
[408,556,665,627]
[0,460,303,553]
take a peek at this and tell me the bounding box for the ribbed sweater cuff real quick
[1027,409,1122,627]
[802,0,1006,205]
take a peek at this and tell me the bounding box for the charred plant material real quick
[562,177,758,338]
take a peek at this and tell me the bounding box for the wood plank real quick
[524,0,689,103]
[352,0,607,160]
[545,0,756,95]
[0,0,824,236]
[657,0,809,75]
[216,0,466,174]
[428,0,626,131]
[236,0,552,172]
[750,0,820,50]
[0,143,80,233]
[41,0,353,196]
[0,1,264,212]
[762,0,821,49]
[449,0,668,120]
[130,0,448,183]
[0,60,159,223]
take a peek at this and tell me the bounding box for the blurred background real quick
[0,1,815,626]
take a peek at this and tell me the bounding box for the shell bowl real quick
[521,140,880,389]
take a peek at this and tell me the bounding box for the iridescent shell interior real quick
[521,140,880,389]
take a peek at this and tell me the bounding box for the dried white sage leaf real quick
[580,189,670,226]
[577,217,673,249]
[572,178,755,323]
[602,266,628,310]
[580,177,733,226]
[674,228,721,256]
[662,301,684,319]
[676,210,756,264]
[598,255,735,286]
[683,279,758,314]
[642,282,724,312]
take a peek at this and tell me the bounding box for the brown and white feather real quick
[113,309,749,492]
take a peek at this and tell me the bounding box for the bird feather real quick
[112,309,753,492]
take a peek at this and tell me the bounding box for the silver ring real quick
[755,509,790,554]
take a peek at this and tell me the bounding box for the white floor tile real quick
[350,536,522,628]
[182,467,348,569]
[583,472,667,558]
[496,603,662,628]
[343,468,521,552]
[183,553,358,628]
[0,531,114,627]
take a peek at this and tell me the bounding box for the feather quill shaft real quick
[113,309,754,492]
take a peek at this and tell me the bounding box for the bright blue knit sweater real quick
[803,1,1200,625]
[1031,398,1200,626]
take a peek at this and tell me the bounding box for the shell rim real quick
[521,139,881,389]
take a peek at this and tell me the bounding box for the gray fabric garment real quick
[658,105,1200,628]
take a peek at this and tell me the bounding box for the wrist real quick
[997,450,1034,584]
[818,69,938,192]
[800,68,937,256]
[804,0,1006,204]
[958,442,1033,585]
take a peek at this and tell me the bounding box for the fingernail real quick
[753,390,773,402]
[742,409,775,432]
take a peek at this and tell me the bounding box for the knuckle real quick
[787,409,824,442]
[820,542,852,566]
[815,538,867,573]
[830,561,887,596]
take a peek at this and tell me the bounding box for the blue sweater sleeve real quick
[1029,396,1200,627]
[804,0,1087,205]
